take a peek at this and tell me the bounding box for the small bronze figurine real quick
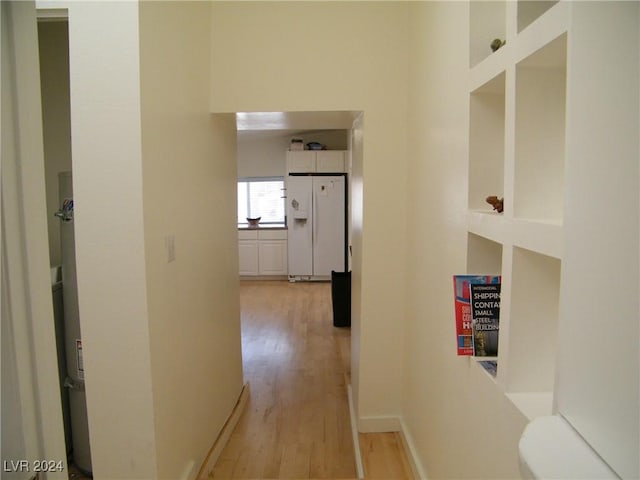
[486,195,504,213]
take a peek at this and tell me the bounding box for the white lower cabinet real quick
[238,239,259,275]
[238,229,287,276]
[258,241,288,275]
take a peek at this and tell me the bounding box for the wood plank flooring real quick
[209,280,413,480]
[358,432,414,480]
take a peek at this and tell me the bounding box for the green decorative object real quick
[490,38,506,52]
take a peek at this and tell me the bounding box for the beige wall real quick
[238,134,290,178]
[38,20,72,268]
[403,3,527,477]
[67,2,159,477]
[59,1,244,478]
[211,0,409,424]
[139,2,244,478]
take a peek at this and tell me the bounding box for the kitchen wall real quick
[237,129,348,178]
[211,0,409,426]
[38,20,72,268]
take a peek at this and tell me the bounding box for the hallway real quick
[210,281,414,479]
[211,281,355,479]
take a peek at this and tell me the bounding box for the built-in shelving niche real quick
[514,33,566,224]
[467,233,503,379]
[467,233,503,275]
[469,1,506,68]
[517,0,559,33]
[505,246,560,420]
[469,72,505,213]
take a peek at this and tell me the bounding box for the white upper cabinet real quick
[286,151,316,173]
[315,151,346,172]
[286,150,347,174]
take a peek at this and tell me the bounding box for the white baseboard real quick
[196,383,250,480]
[347,385,365,479]
[398,418,429,480]
[358,415,402,433]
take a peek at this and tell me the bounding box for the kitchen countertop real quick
[238,224,287,230]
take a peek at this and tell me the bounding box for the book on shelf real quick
[478,360,498,377]
[469,282,501,357]
[452,275,501,356]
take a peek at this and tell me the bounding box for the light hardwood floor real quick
[210,280,412,480]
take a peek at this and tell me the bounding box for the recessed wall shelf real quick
[467,3,640,476]
[469,72,506,213]
[467,233,503,275]
[514,33,566,223]
[469,1,507,68]
[507,247,560,395]
[466,0,567,422]
[517,0,559,33]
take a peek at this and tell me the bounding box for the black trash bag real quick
[331,271,351,327]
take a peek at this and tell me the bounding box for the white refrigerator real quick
[287,174,346,279]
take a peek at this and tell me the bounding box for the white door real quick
[1,1,68,474]
[286,176,313,276]
[313,176,345,276]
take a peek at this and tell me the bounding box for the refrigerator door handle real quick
[312,189,317,252]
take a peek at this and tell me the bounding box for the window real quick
[237,177,285,225]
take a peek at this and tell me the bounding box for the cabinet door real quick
[258,240,288,275]
[286,151,316,173]
[238,240,258,275]
[316,150,345,173]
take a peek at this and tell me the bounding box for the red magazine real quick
[452,275,501,355]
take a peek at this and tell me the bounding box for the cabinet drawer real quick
[258,230,288,240]
[238,230,258,240]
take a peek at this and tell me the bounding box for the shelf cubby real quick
[517,0,559,33]
[469,72,505,213]
[514,33,566,223]
[469,1,506,68]
[467,233,503,275]
[505,247,560,408]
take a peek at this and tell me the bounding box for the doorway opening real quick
[38,15,93,479]
[235,110,360,277]
[223,111,364,477]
